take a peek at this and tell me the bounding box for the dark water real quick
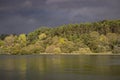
[0,55,120,80]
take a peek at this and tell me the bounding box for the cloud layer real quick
[0,0,120,34]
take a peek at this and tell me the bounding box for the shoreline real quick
[40,53,120,55]
[0,53,120,55]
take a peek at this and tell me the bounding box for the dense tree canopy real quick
[0,20,120,54]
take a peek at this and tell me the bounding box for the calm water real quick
[0,55,120,80]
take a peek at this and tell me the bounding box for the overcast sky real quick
[0,0,120,34]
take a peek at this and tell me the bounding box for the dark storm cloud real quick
[0,0,120,34]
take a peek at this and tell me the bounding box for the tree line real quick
[0,20,120,54]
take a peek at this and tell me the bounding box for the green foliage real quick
[11,43,21,55]
[112,46,120,53]
[4,35,15,46]
[45,45,61,54]
[106,33,117,46]
[0,20,120,54]
[0,40,4,47]
[60,40,77,53]
[38,33,47,40]
[18,34,27,47]
[73,47,92,54]
[53,47,61,54]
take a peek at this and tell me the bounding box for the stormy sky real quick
[0,0,120,34]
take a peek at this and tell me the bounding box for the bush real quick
[73,48,92,54]
[53,47,61,54]
[45,45,61,54]
[112,46,120,54]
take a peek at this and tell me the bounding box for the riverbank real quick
[0,52,120,55]
[39,53,120,55]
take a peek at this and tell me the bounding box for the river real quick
[0,55,120,80]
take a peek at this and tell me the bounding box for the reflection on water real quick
[0,55,120,80]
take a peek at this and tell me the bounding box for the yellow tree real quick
[38,33,47,40]
[3,35,18,54]
[18,34,27,47]
[99,34,109,52]
[4,35,15,46]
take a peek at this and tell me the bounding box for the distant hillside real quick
[0,20,120,54]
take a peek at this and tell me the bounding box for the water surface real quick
[0,55,120,80]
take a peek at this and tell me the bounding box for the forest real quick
[0,20,120,55]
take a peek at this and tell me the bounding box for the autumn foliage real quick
[0,20,120,54]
